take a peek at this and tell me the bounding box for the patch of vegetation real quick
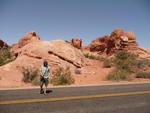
[106,50,136,81]
[135,59,150,68]
[21,67,40,85]
[107,70,130,81]
[136,72,150,79]
[50,66,75,85]
[0,47,14,66]
[83,52,105,61]
[114,50,136,72]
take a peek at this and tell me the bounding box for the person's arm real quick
[48,66,51,78]
[40,66,44,77]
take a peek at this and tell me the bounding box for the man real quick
[40,60,50,94]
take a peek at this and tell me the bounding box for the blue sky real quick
[0,0,150,47]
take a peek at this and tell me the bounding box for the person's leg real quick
[44,84,47,95]
[44,79,48,94]
[40,81,44,94]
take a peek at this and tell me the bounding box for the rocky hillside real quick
[1,32,107,87]
[0,29,150,88]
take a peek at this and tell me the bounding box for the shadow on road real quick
[46,89,53,94]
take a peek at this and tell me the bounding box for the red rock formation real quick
[71,38,82,49]
[90,35,109,52]
[110,28,124,39]
[11,32,40,51]
[124,32,136,40]
[85,28,140,56]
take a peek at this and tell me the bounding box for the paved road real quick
[0,83,150,113]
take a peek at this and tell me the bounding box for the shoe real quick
[40,88,44,94]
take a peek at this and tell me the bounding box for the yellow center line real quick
[0,90,150,105]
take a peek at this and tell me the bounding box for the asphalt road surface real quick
[0,83,150,113]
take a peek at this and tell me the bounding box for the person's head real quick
[43,60,48,67]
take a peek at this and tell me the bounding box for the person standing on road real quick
[40,60,50,94]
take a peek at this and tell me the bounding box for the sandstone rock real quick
[11,40,85,68]
[124,32,136,40]
[110,28,124,39]
[89,35,109,52]
[84,28,148,57]
[71,38,82,49]
[11,32,40,52]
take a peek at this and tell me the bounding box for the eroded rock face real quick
[11,32,40,52]
[110,28,124,39]
[90,35,108,53]
[11,40,85,68]
[0,39,8,48]
[71,38,82,49]
[86,28,138,55]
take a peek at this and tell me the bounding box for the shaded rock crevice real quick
[23,53,42,59]
[48,50,81,68]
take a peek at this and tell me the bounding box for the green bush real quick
[83,53,105,61]
[50,66,74,85]
[32,76,40,85]
[136,72,150,79]
[107,70,130,81]
[106,50,136,81]
[0,47,14,66]
[114,50,136,72]
[21,67,40,85]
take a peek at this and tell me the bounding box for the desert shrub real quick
[135,59,150,68]
[0,47,14,66]
[21,67,40,85]
[83,53,96,59]
[83,53,105,61]
[136,72,150,79]
[114,50,136,72]
[107,70,130,81]
[106,50,136,81]
[32,75,40,85]
[50,66,74,85]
